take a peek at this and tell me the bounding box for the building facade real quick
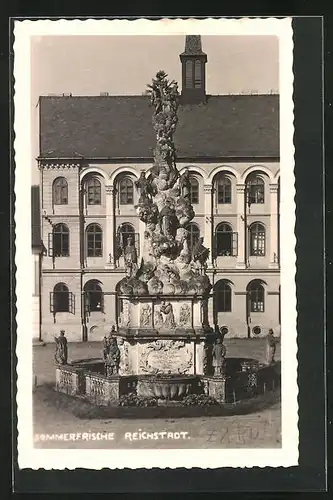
[37,36,280,342]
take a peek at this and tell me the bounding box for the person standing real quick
[266,328,279,365]
[54,330,68,365]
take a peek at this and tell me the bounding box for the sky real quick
[30,35,279,183]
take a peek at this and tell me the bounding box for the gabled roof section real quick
[38,94,279,159]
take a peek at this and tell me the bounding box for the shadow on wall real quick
[31,185,41,249]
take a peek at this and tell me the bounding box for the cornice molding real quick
[38,161,81,170]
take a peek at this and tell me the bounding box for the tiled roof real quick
[38,94,279,159]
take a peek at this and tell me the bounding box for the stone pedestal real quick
[118,294,208,336]
[55,365,84,396]
[85,373,121,406]
[202,375,227,403]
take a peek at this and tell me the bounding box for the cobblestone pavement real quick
[33,339,281,449]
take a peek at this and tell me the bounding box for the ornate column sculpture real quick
[236,183,246,269]
[269,183,279,268]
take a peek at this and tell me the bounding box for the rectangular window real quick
[190,184,199,204]
[85,291,104,313]
[53,232,69,257]
[250,232,266,256]
[221,290,231,312]
[87,186,101,205]
[215,232,238,257]
[120,189,133,205]
[50,292,75,314]
[217,185,231,204]
[87,235,102,257]
[251,298,264,312]
[248,185,264,204]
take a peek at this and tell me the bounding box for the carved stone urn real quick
[137,374,198,400]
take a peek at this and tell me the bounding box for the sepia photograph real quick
[15,18,297,469]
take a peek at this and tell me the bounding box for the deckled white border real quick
[14,17,297,470]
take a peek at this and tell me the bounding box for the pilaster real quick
[269,183,279,269]
[105,184,116,268]
[203,184,213,267]
[236,184,246,269]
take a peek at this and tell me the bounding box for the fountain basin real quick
[137,374,199,400]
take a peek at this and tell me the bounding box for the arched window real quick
[189,176,199,204]
[247,175,265,204]
[119,178,134,205]
[216,175,232,204]
[53,283,69,313]
[249,223,265,256]
[185,222,200,255]
[84,280,103,313]
[53,177,68,205]
[86,177,101,205]
[194,60,202,88]
[119,223,134,245]
[215,222,237,257]
[116,223,135,257]
[86,224,103,257]
[53,223,69,257]
[214,280,232,312]
[185,60,193,88]
[248,280,265,312]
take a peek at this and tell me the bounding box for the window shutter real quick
[101,292,105,312]
[232,232,238,256]
[213,234,217,259]
[135,232,140,257]
[50,292,55,313]
[69,292,75,314]
[48,233,54,257]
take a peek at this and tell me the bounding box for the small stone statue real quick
[159,199,178,237]
[154,309,164,329]
[179,303,191,327]
[192,237,210,270]
[179,169,191,199]
[124,235,138,277]
[266,328,279,365]
[135,171,151,204]
[212,335,227,377]
[219,326,229,340]
[103,326,116,362]
[140,304,152,327]
[160,300,176,328]
[54,330,68,365]
[105,337,120,377]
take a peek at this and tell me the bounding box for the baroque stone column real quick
[269,183,279,268]
[105,184,116,268]
[203,184,213,267]
[236,183,246,269]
